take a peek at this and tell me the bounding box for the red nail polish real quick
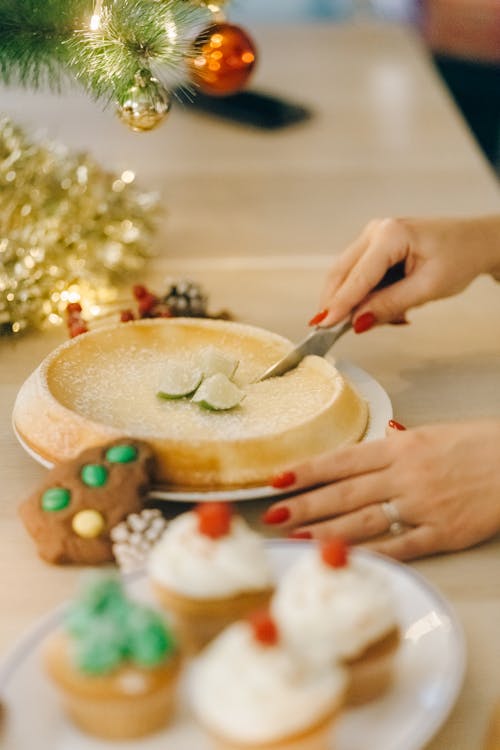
[308,310,328,326]
[388,419,406,431]
[353,311,377,334]
[271,471,296,489]
[289,530,312,540]
[262,506,291,525]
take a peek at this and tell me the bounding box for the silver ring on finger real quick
[380,500,405,536]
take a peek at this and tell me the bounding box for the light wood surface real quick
[1,23,499,750]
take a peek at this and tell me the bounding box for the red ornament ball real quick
[190,23,257,97]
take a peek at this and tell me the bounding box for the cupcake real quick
[149,503,274,653]
[44,576,180,739]
[191,611,347,750]
[272,539,400,705]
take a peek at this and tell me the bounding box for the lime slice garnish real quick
[198,346,239,380]
[192,373,245,411]
[157,362,203,400]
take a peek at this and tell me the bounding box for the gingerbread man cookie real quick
[19,440,155,565]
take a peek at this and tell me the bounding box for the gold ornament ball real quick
[118,74,171,132]
[190,23,257,97]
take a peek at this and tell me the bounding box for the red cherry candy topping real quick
[321,538,349,568]
[249,610,279,646]
[197,502,233,539]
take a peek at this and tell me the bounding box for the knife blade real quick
[258,318,351,381]
[257,261,406,382]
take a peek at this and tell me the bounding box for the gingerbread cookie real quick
[19,440,155,565]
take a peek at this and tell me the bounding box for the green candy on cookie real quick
[81,464,108,488]
[41,487,71,512]
[105,444,138,464]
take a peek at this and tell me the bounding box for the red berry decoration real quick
[65,303,88,338]
[190,23,257,97]
[66,302,82,315]
[249,610,278,647]
[69,322,89,338]
[138,292,159,317]
[321,538,349,569]
[197,502,233,539]
[132,284,149,300]
[120,309,135,323]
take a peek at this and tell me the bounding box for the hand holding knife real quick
[258,261,406,381]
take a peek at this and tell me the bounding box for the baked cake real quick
[13,318,368,488]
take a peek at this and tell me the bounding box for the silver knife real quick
[257,261,407,382]
[258,318,351,381]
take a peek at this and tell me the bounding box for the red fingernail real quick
[353,311,377,334]
[308,310,328,326]
[289,530,312,540]
[262,506,291,525]
[388,419,407,431]
[270,471,296,489]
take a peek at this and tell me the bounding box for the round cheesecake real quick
[13,318,368,488]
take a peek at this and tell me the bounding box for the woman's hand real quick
[311,216,500,331]
[262,420,500,560]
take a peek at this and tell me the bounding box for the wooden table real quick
[1,23,499,749]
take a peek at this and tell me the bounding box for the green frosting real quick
[81,463,108,487]
[105,444,138,464]
[127,607,175,667]
[41,487,71,512]
[73,625,124,675]
[66,578,127,637]
[65,576,175,676]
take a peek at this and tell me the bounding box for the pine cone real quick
[110,508,167,573]
[164,279,207,317]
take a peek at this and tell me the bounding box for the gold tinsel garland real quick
[0,117,159,336]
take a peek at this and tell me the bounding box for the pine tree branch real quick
[0,0,206,101]
[0,0,90,89]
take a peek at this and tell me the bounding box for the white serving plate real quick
[0,542,465,750]
[13,358,392,503]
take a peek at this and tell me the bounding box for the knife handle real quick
[375,261,406,290]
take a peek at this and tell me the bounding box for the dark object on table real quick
[433,55,500,170]
[181,90,312,130]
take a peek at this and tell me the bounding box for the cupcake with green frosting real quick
[43,576,181,739]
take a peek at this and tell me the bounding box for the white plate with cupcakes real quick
[0,525,466,750]
[12,317,392,502]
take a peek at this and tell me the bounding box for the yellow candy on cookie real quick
[72,510,105,539]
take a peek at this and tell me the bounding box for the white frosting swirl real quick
[190,622,346,744]
[272,551,397,664]
[148,511,273,598]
